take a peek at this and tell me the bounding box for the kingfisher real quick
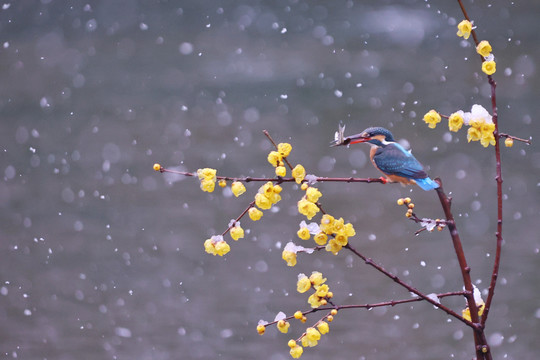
[331,125,439,191]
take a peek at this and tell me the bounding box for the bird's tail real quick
[415,177,440,191]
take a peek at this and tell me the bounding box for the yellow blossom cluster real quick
[287,308,337,358]
[476,40,496,75]
[456,20,496,76]
[203,235,230,256]
[397,197,414,218]
[318,214,356,255]
[296,272,333,308]
[423,105,500,148]
[297,186,321,220]
[197,168,217,192]
[255,181,282,210]
[397,197,446,232]
[308,282,331,308]
[267,143,293,177]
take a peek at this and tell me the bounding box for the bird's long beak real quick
[345,133,370,145]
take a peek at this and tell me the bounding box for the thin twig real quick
[262,291,467,326]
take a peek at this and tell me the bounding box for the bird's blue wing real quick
[373,143,427,179]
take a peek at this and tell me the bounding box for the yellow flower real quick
[476,40,492,57]
[204,239,217,255]
[456,19,472,39]
[344,223,356,237]
[462,303,485,322]
[267,151,282,167]
[255,193,272,210]
[277,320,290,334]
[248,207,263,221]
[302,327,321,347]
[197,168,217,192]
[305,187,322,203]
[292,164,306,184]
[201,180,215,192]
[480,132,496,147]
[153,163,161,171]
[317,321,329,334]
[467,126,482,142]
[332,217,345,233]
[423,109,441,129]
[294,311,303,320]
[482,60,496,75]
[314,284,329,298]
[300,183,308,191]
[448,111,464,132]
[309,271,326,286]
[275,166,286,177]
[230,225,244,241]
[282,250,297,267]
[307,293,324,308]
[214,240,230,256]
[267,192,281,205]
[397,198,404,206]
[288,339,297,348]
[297,274,311,293]
[256,324,266,335]
[479,122,496,147]
[505,138,514,147]
[257,182,281,204]
[313,232,328,245]
[481,121,495,136]
[261,181,274,197]
[297,227,311,240]
[278,142,292,157]
[197,168,217,180]
[319,214,335,235]
[289,345,303,359]
[218,179,227,188]
[297,198,319,220]
[334,233,348,246]
[231,181,246,197]
[325,239,342,255]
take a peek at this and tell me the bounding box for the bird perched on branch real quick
[331,125,439,191]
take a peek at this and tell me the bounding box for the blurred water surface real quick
[1,1,539,359]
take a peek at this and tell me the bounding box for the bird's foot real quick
[379,176,388,184]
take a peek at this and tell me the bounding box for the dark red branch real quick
[344,243,475,327]
[481,77,504,328]
[160,168,386,184]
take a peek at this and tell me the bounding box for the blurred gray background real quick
[1,1,539,359]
